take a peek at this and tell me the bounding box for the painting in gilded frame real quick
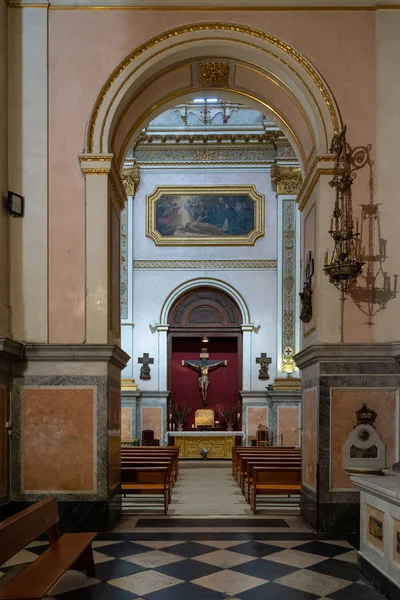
[146,185,264,246]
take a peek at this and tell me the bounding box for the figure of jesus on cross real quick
[182,348,227,409]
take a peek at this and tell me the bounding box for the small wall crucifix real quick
[300,250,314,323]
[256,353,272,380]
[138,353,154,380]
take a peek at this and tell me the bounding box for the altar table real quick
[164,431,244,459]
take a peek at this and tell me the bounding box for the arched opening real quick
[167,287,243,431]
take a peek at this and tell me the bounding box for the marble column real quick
[295,343,400,534]
[241,325,253,391]
[157,325,169,392]
[7,343,129,532]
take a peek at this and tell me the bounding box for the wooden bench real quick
[121,466,169,515]
[243,459,301,501]
[121,452,178,482]
[236,452,301,486]
[121,458,174,500]
[231,446,296,477]
[121,447,179,477]
[0,498,95,599]
[250,467,301,514]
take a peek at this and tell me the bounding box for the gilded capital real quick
[198,62,229,88]
[271,165,302,195]
[122,164,141,197]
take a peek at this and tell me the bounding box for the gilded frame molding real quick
[146,184,264,246]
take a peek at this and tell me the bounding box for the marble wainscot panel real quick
[138,391,169,445]
[121,389,140,441]
[240,391,268,445]
[295,343,400,535]
[352,473,400,600]
[8,344,129,532]
[0,338,23,504]
[266,388,301,447]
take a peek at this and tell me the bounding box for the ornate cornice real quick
[133,259,277,269]
[134,145,277,165]
[271,165,302,195]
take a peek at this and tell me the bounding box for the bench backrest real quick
[0,498,58,566]
[253,467,301,485]
[121,467,167,485]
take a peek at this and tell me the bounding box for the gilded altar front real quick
[173,434,236,459]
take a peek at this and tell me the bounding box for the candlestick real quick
[324,250,329,265]
[330,218,333,231]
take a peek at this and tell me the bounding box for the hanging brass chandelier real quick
[323,127,366,341]
[346,145,398,327]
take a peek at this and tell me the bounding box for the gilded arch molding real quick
[86,22,342,158]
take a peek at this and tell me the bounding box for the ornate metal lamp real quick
[346,146,398,326]
[323,127,366,341]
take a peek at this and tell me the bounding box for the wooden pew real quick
[121,452,178,482]
[121,466,169,515]
[121,447,179,477]
[236,451,301,486]
[250,467,301,514]
[243,458,301,501]
[0,498,95,600]
[231,446,296,477]
[121,458,174,500]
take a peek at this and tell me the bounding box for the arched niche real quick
[168,287,242,330]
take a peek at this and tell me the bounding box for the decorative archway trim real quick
[160,278,251,325]
[86,21,342,155]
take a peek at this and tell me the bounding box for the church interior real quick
[1,1,400,599]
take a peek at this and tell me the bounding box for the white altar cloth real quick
[164,430,244,443]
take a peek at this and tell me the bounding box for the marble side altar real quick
[351,472,400,600]
[165,431,244,459]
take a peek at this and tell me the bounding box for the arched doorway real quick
[167,287,243,430]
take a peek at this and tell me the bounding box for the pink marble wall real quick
[303,389,317,489]
[0,386,7,498]
[142,407,162,443]
[331,389,398,490]
[108,387,121,491]
[22,387,94,492]
[47,10,376,342]
[278,406,299,447]
[121,407,132,441]
[247,406,268,444]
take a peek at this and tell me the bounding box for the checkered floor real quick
[0,535,384,599]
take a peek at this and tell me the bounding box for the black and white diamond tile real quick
[1,537,385,600]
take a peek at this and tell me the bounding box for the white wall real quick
[122,166,278,391]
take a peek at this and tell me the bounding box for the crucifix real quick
[256,353,272,380]
[300,250,314,323]
[138,353,154,380]
[182,348,227,409]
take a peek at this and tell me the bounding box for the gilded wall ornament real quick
[198,62,230,88]
[282,200,297,366]
[122,164,141,197]
[120,206,128,320]
[271,165,302,195]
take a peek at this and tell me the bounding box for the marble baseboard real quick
[318,502,360,537]
[358,553,400,600]
[300,489,318,531]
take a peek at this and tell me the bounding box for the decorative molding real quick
[133,145,277,165]
[16,344,130,369]
[120,206,128,319]
[271,165,302,195]
[294,342,400,370]
[198,61,230,87]
[296,154,335,210]
[122,164,140,196]
[86,22,342,154]
[282,199,297,369]
[110,159,127,209]
[133,259,277,269]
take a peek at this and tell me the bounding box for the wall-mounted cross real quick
[256,353,272,380]
[138,353,154,380]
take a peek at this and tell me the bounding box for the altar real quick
[165,431,244,459]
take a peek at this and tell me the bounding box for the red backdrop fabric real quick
[170,336,239,430]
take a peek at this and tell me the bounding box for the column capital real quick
[78,154,113,174]
[271,165,302,196]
